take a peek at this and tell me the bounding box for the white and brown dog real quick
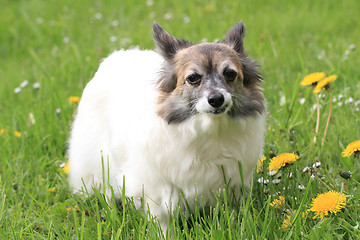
[68,21,266,232]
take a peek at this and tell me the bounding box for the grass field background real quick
[1,0,360,239]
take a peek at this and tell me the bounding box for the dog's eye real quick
[186,73,202,85]
[223,69,238,82]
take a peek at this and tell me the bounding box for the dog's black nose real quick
[208,92,225,108]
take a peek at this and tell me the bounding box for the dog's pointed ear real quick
[153,22,191,60]
[226,21,246,53]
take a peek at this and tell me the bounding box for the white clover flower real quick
[317,50,325,60]
[299,98,305,105]
[268,170,277,176]
[36,17,44,24]
[257,177,269,184]
[63,36,70,44]
[28,112,35,125]
[298,184,306,190]
[146,0,154,6]
[312,162,321,168]
[109,36,117,43]
[20,80,29,88]
[164,13,173,20]
[272,179,281,184]
[345,97,354,104]
[14,87,21,93]
[183,16,190,24]
[111,20,119,27]
[94,13,102,20]
[120,38,132,47]
[33,82,40,89]
[348,44,356,51]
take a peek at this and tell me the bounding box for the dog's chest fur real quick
[69,20,266,231]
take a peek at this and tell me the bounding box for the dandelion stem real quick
[321,92,333,146]
[313,94,320,143]
[314,174,333,191]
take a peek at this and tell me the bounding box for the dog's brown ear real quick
[226,21,245,53]
[153,22,191,60]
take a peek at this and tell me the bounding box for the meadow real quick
[1,0,360,239]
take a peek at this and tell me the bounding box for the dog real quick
[68,21,266,233]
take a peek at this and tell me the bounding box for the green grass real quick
[1,0,360,238]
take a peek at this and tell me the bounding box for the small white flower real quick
[183,16,190,24]
[111,20,119,27]
[348,44,356,51]
[333,97,337,102]
[201,38,208,43]
[298,184,305,190]
[59,162,66,168]
[257,177,269,184]
[56,108,61,114]
[338,94,343,101]
[302,166,311,172]
[94,12,102,20]
[272,179,281,184]
[36,17,44,24]
[337,102,343,107]
[268,170,277,176]
[345,97,354,104]
[14,87,21,94]
[164,13,173,20]
[120,38,132,47]
[28,112,36,125]
[355,100,360,107]
[317,50,325,60]
[356,107,359,112]
[33,82,41,89]
[146,0,154,6]
[299,98,306,105]
[311,174,316,180]
[109,36,117,43]
[20,80,29,88]
[63,36,70,44]
[312,162,321,168]
[279,94,286,106]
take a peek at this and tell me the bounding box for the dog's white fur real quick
[69,25,265,231]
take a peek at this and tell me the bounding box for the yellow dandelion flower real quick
[66,206,72,213]
[0,129,4,136]
[280,210,298,231]
[300,72,325,86]
[313,75,338,93]
[14,131,21,138]
[270,196,285,209]
[256,155,266,173]
[69,96,80,105]
[63,162,70,174]
[280,216,291,231]
[342,140,360,157]
[268,153,299,173]
[308,190,346,219]
[48,187,56,192]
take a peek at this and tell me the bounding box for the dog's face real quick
[154,21,265,124]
